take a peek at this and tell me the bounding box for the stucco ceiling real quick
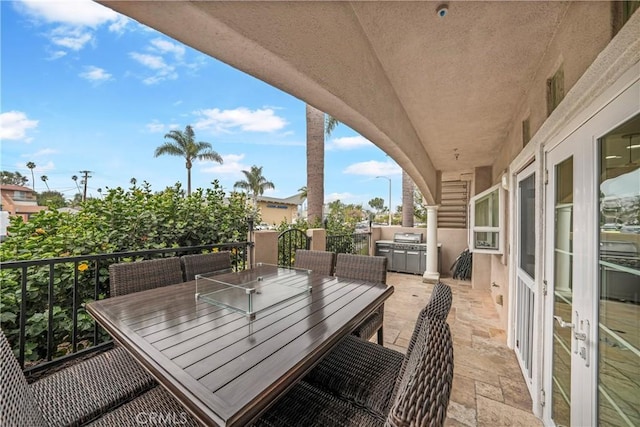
[99,1,573,203]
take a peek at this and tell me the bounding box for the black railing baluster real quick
[72,261,79,353]
[19,266,27,369]
[47,263,55,362]
[93,258,100,346]
[2,242,250,375]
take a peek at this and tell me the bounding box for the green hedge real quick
[0,181,253,365]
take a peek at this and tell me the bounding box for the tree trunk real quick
[186,163,192,196]
[306,104,325,225]
[402,170,415,227]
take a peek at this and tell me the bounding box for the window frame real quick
[469,183,505,254]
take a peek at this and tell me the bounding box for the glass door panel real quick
[597,116,640,426]
[515,165,536,386]
[552,156,574,426]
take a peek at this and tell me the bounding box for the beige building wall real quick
[257,201,298,226]
[485,2,614,327]
[252,230,279,265]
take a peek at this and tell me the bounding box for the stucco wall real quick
[437,228,469,278]
[486,1,614,328]
[258,201,297,226]
[492,1,613,179]
[253,230,278,265]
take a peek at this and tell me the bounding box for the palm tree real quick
[325,115,340,135]
[306,108,343,226]
[233,165,275,211]
[26,162,36,191]
[402,171,415,227]
[71,175,81,194]
[154,125,223,196]
[297,186,307,199]
[306,105,325,224]
[41,175,50,191]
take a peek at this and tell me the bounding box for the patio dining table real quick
[86,263,394,426]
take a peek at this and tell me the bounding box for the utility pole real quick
[79,170,92,202]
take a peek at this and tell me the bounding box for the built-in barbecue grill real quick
[375,233,427,275]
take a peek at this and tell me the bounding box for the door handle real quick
[553,315,574,329]
[555,314,590,367]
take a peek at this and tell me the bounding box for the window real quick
[522,117,531,147]
[547,66,564,116]
[469,183,504,254]
[13,191,27,200]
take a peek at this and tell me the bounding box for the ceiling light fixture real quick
[436,4,449,18]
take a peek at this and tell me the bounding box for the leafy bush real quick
[0,181,252,365]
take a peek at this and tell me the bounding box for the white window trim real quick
[469,183,505,254]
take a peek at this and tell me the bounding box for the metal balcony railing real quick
[326,233,371,256]
[0,242,250,378]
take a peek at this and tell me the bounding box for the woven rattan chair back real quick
[109,257,184,297]
[0,330,47,426]
[334,253,387,284]
[395,281,453,388]
[422,281,453,321]
[181,252,233,281]
[293,250,335,276]
[386,317,454,427]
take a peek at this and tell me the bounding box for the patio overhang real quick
[99,1,580,204]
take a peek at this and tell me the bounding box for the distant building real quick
[0,185,47,222]
[256,194,305,226]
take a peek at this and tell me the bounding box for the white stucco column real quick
[423,205,440,283]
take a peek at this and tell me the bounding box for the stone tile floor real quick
[383,272,542,427]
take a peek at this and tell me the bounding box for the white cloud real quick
[108,15,129,34]
[0,111,39,141]
[194,107,287,133]
[201,153,247,176]
[327,135,373,150]
[50,26,93,50]
[16,0,120,27]
[130,52,167,70]
[130,52,177,85]
[79,65,112,83]
[149,38,185,60]
[343,160,402,177]
[47,50,67,60]
[325,192,357,203]
[15,0,128,54]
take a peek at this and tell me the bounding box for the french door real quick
[514,162,537,393]
[544,127,594,427]
[542,91,639,425]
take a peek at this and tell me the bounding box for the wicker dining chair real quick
[0,329,163,426]
[109,257,184,297]
[293,249,335,276]
[305,281,453,418]
[252,316,454,427]
[181,251,233,281]
[334,253,387,344]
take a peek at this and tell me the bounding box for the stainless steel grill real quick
[375,232,426,275]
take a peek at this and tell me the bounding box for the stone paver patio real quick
[383,272,542,427]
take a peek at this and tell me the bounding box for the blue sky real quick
[0,0,403,211]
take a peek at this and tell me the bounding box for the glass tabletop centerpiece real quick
[195,263,312,319]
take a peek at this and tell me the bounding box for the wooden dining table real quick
[86,263,394,426]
